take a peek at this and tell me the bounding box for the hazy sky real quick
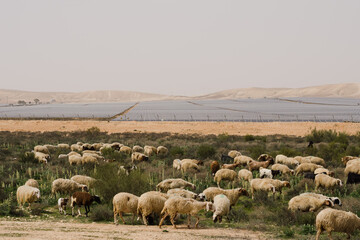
[0,1,359,96]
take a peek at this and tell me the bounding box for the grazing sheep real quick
[67,151,81,157]
[68,155,83,165]
[82,155,99,164]
[259,167,280,179]
[314,168,334,177]
[288,195,334,212]
[120,146,132,155]
[110,142,123,150]
[144,145,157,156]
[51,178,88,198]
[158,196,213,229]
[304,172,318,180]
[250,178,276,200]
[172,159,182,170]
[131,152,149,163]
[58,198,69,215]
[91,143,104,151]
[294,156,312,164]
[57,143,70,150]
[132,145,144,153]
[113,192,139,224]
[25,179,39,188]
[181,161,200,173]
[34,145,49,154]
[202,187,248,206]
[118,165,137,176]
[210,161,220,176]
[344,161,360,176]
[81,143,93,151]
[342,156,360,166]
[315,208,360,240]
[137,191,169,225]
[214,169,238,187]
[157,146,168,156]
[16,185,40,208]
[212,194,231,223]
[266,179,290,194]
[315,174,343,191]
[234,155,253,166]
[34,151,49,164]
[156,178,196,192]
[238,169,253,182]
[58,154,68,160]
[71,192,101,217]
[180,159,204,166]
[300,192,342,206]
[248,159,274,172]
[275,155,299,168]
[271,164,294,175]
[308,156,326,166]
[44,144,57,152]
[295,163,323,176]
[228,150,241,158]
[257,154,274,162]
[220,154,234,164]
[70,175,96,188]
[70,144,82,152]
[347,172,360,184]
[167,188,198,199]
[221,163,241,170]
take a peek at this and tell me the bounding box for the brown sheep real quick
[257,154,274,162]
[71,192,101,217]
[221,163,241,170]
[248,159,274,172]
[210,161,220,176]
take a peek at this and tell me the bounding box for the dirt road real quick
[0,220,268,240]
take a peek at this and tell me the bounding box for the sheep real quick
[156,178,196,192]
[300,192,342,206]
[347,172,360,184]
[295,163,323,176]
[58,154,68,160]
[344,161,360,176]
[167,188,198,199]
[44,144,57,152]
[158,196,213,229]
[91,143,103,151]
[275,155,299,168]
[304,172,318,180]
[234,155,253,166]
[342,156,360,166]
[113,192,139,224]
[71,191,101,217]
[157,146,168,156]
[267,179,290,194]
[259,167,281,179]
[137,191,169,225]
[212,194,231,223]
[16,185,40,208]
[34,145,49,154]
[172,159,182,170]
[144,145,157,156]
[82,155,99,164]
[201,187,248,206]
[70,175,96,188]
[210,160,220,176]
[315,208,360,240]
[118,165,137,176]
[221,163,241,170]
[58,198,69,215]
[25,179,39,188]
[110,142,123,150]
[228,150,241,158]
[271,164,294,175]
[214,169,238,187]
[51,178,88,198]
[180,159,204,166]
[120,146,132,155]
[68,155,83,165]
[250,178,276,200]
[131,152,149,163]
[57,143,70,150]
[81,143,93,151]
[288,195,334,212]
[248,159,274,171]
[181,161,200,173]
[67,151,81,157]
[308,156,326,166]
[315,174,343,191]
[257,154,274,162]
[314,167,334,177]
[132,145,144,153]
[76,142,83,146]
[220,154,234,164]
[70,144,82,152]
[294,156,312,164]
[34,151,49,164]
[238,169,253,182]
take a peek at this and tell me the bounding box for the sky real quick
[0,1,359,96]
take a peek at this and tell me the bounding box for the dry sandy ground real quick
[0,120,359,136]
[0,220,267,240]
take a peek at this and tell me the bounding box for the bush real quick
[299,224,316,235]
[169,146,185,158]
[306,129,349,144]
[244,135,255,141]
[197,144,215,159]
[90,204,113,221]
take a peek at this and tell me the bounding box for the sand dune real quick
[0,83,358,104]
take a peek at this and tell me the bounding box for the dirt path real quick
[0,220,268,240]
[0,120,359,136]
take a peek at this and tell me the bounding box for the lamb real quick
[341,156,360,166]
[288,195,334,212]
[120,146,132,155]
[58,197,69,215]
[259,167,280,179]
[221,163,241,170]
[214,169,238,187]
[16,185,40,208]
[234,155,253,166]
[181,161,200,173]
[250,178,276,200]
[137,191,169,225]
[228,150,241,158]
[113,192,139,224]
[173,159,182,170]
[315,208,360,240]
[132,145,144,153]
[167,188,198,199]
[71,191,101,217]
[156,178,196,192]
[257,154,274,162]
[158,196,213,229]
[248,159,274,171]
[300,192,342,206]
[268,179,290,194]
[238,169,253,182]
[70,175,96,188]
[144,145,157,156]
[271,164,294,175]
[68,155,83,165]
[34,145,49,154]
[51,178,88,198]
[201,187,248,206]
[157,146,168,155]
[295,163,323,176]
[210,161,220,176]
[212,194,231,223]
[131,152,149,163]
[314,168,334,177]
[25,179,39,188]
[315,174,342,191]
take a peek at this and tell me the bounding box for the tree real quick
[17,100,26,105]
[34,98,40,104]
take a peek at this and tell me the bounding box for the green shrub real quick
[245,134,255,141]
[169,146,185,157]
[280,227,295,238]
[299,224,316,235]
[197,144,215,159]
[90,204,113,221]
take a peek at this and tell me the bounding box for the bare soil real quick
[0,220,268,240]
[0,120,359,136]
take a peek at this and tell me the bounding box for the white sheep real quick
[300,192,342,206]
[315,174,342,191]
[158,196,213,229]
[294,156,311,164]
[44,144,57,152]
[68,155,83,165]
[308,156,326,166]
[315,208,360,240]
[144,145,157,156]
[58,154,68,160]
[131,152,149,163]
[70,175,96,188]
[132,145,144,153]
[234,155,253,166]
[33,151,49,164]
[58,197,69,215]
[113,192,139,224]
[156,178,196,192]
[288,195,334,212]
[295,163,323,176]
[70,144,82,152]
[271,164,294,175]
[250,178,276,200]
[212,194,230,223]
[137,191,169,225]
[51,178,88,198]
[342,156,360,166]
[172,159,181,170]
[238,169,253,182]
[214,169,238,187]
[314,167,334,176]
[34,145,49,154]
[167,188,198,199]
[25,179,39,188]
[67,151,81,157]
[157,146,168,155]
[275,155,299,168]
[181,161,200,173]
[344,161,360,176]
[120,146,132,155]
[259,167,273,179]
[82,155,99,164]
[202,187,248,206]
[16,185,40,208]
[57,143,70,150]
[228,150,241,158]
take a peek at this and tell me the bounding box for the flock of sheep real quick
[15,142,360,239]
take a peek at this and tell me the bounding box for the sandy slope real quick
[0,120,359,136]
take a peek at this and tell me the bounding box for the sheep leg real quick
[347,233,351,239]
[158,212,168,229]
[119,212,126,224]
[327,231,334,240]
[78,207,82,217]
[114,212,118,224]
[131,213,135,224]
[194,215,200,228]
[72,206,75,217]
[187,214,191,229]
[170,214,177,229]
[142,214,148,226]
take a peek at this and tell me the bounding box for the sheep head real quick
[206,202,214,212]
[324,199,334,207]
[282,181,291,188]
[237,188,249,197]
[337,179,343,187]
[91,195,101,204]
